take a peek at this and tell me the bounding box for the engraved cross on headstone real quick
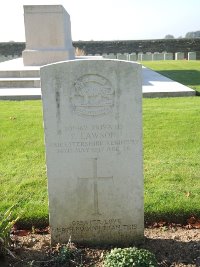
[78,158,113,215]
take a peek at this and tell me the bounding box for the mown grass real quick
[0,99,200,227]
[141,60,200,93]
[0,101,48,227]
[144,97,200,223]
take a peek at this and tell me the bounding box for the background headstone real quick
[141,53,152,61]
[188,52,196,60]
[117,53,129,60]
[137,53,143,61]
[103,53,116,59]
[41,59,144,245]
[102,53,108,58]
[152,52,164,61]
[129,53,137,61]
[164,52,173,60]
[22,5,75,66]
[175,52,184,60]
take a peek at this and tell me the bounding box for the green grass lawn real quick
[141,60,200,94]
[0,99,200,227]
[144,97,200,223]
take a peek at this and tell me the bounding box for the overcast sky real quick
[0,0,199,41]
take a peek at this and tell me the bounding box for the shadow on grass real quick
[145,210,200,227]
[156,69,200,86]
[15,210,200,230]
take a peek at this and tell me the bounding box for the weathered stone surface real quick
[141,53,152,61]
[117,53,129,60]
[164,53,173,60]
[188,52,196,60]
[129,53,137,61]
[152,52,164,61]
[22,5,74,66]
[175,52,184,60]
[41,59,143,245]
[103,53,116,59]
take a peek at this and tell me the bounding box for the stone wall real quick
[73,39,200,56]
[0,42,25,63]
[0,39,200,59]
[0,42,25,57]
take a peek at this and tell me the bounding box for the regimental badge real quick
[70,74,115,116]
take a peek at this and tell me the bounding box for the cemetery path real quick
[1,226,199,267]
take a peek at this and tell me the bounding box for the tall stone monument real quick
[41,59,144,245]
[22,5,75,66]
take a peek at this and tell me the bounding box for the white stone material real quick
[142,66,195,97]
[105,53,116,59]
[129,53,137,61]
[188,52,196,60]
[102,53,107,58]
[152,53,164,61]
[175,52,184,60]
[137,53,143,61]
[141,53,152,61]
[41,59,143,245]
[117,53,129,60]
[0,58,196,100]
[164,53,173,60]
[22,5,75,66]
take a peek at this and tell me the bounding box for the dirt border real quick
[0,226,199,267]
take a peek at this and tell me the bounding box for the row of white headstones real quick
[0,51,196,65]
[23,5,142,246]
[101,52,197,61]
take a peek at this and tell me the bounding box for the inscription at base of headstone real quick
[41,59,144,245]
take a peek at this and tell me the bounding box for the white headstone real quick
[105,53,116,59]
[175,52,184,60]
[102,53,108,58]
[188,52,196,60]
[129,53,137,61]
[164,53,173,60]
[152,52,164,61]
[141,53,152,61]
[117,53,129,60]
[22,5,75,66]
[41,59,144,245]
[137,53,143,61]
